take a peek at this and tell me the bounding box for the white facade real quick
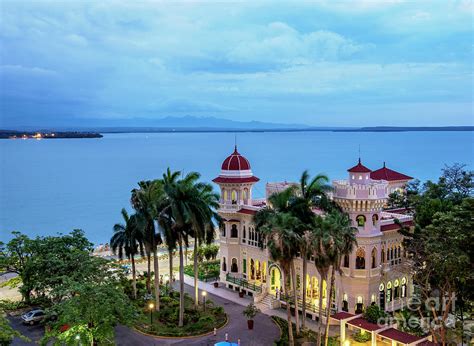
[215,148,413,317]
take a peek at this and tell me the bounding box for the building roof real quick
[381,220,414,232]
[370,163,413,181]
[378,328,424,344]
[237,208,257,215]
[347,317,382,331]
[221,146,251,171]
[331,312,356,320]
[212,176,260,184]
[417,341,439,346]
[348,159,372,173]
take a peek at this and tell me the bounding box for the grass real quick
[271,316,339,346]
[134,291,227,337]
[184,260,220,281]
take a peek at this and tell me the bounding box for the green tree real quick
[1,310,30,345]
[400,198,473,345]
[257,211,302,346]
[322,211,357,346]
[42,281,134,346]
[110,208,145,299]
[131,180,164,311]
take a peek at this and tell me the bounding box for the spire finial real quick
[234,134,237,152]
[383,161,386,168]
[358,144,361,163]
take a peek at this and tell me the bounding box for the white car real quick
[21,309,45,325]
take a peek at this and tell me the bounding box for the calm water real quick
[1,131,473,244]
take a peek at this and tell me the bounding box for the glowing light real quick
[148,302,154,309]
[202,291,207,297]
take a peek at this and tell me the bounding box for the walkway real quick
[114,280,280,345]
[179,275,339,337]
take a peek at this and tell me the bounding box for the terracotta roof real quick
[221,146,251,171]
[348,159,372,173]
[381,220,414,232]
[378,328,423,344]
[347,317,382,331]
[371,163,413,181]
[417,341,439,346]
[331,312,355,320]
[237,208,257,215]
[212,176,260,184]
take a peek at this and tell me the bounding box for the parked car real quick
[21,309,45,325]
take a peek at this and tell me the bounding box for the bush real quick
[364,304,386,324]
[213,306,225,315]
[353,330,371,342]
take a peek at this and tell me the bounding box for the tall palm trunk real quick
[178,236,185,327]
[168,248,173,291]
[301,256,307,330]
[317,275,325,346]
[153,245,160,311]
[146,250,151,293]
[291,261,300,336]
[284,269,295,346]
[193,239,199,308]
[324,266,336,346]
[131,255,137,299]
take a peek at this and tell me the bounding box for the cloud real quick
[0,0,472,127]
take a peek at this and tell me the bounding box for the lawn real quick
[134,291,227,337]
[184,260,220,282]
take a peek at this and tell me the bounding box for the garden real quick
[134,290,226,337]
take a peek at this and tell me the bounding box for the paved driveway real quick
[8,315,44,345]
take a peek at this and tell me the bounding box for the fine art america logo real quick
[376,295,457,330]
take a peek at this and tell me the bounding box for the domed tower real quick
[212,145,259,207]
[333,159,387,236]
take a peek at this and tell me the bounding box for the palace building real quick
[214,146,414,318]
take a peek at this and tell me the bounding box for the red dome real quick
[221,146,251,171]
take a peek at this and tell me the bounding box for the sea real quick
[1,131,473,244]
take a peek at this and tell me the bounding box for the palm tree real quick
[258,211,302,346]
[313,219,331,346]
[292,171,331,330]
[131,180,164,312]
[110,208,145,299]
[323,211,357,346]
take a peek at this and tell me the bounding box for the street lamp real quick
[149,302,154,325]
[202,291,207,311]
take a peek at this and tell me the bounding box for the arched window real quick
[386,281,392,302]
[355,248,366,269]
[401,277,407,298]
[394,279,400,299]
[231,224,238,238]
[242,226,246,242]
[243,188,249,204]
[381,248,385,264]
[356,215,366,227]
[231,190,237,204]
[222,257,227,272]
[231,258,238,273]
[372,214,378,226]
[371,248,377,269]
[343,254,350,268]
[342,293,349,312]
[356,296,363,313]
[379,283,385,310]
[223,190,228,201]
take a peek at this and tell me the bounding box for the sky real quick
[1,0,473,128]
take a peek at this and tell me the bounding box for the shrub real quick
[213,306,225,315]
[353,330,371,342]
[198,315,215,325]
[242,302,260,320]
[364,304,387,324]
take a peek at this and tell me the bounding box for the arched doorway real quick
[379,283,385,310]
[269,265,282,296]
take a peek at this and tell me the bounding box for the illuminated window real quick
[356,215,366,227]
[371,248,377,268]
[356,248,366,269]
